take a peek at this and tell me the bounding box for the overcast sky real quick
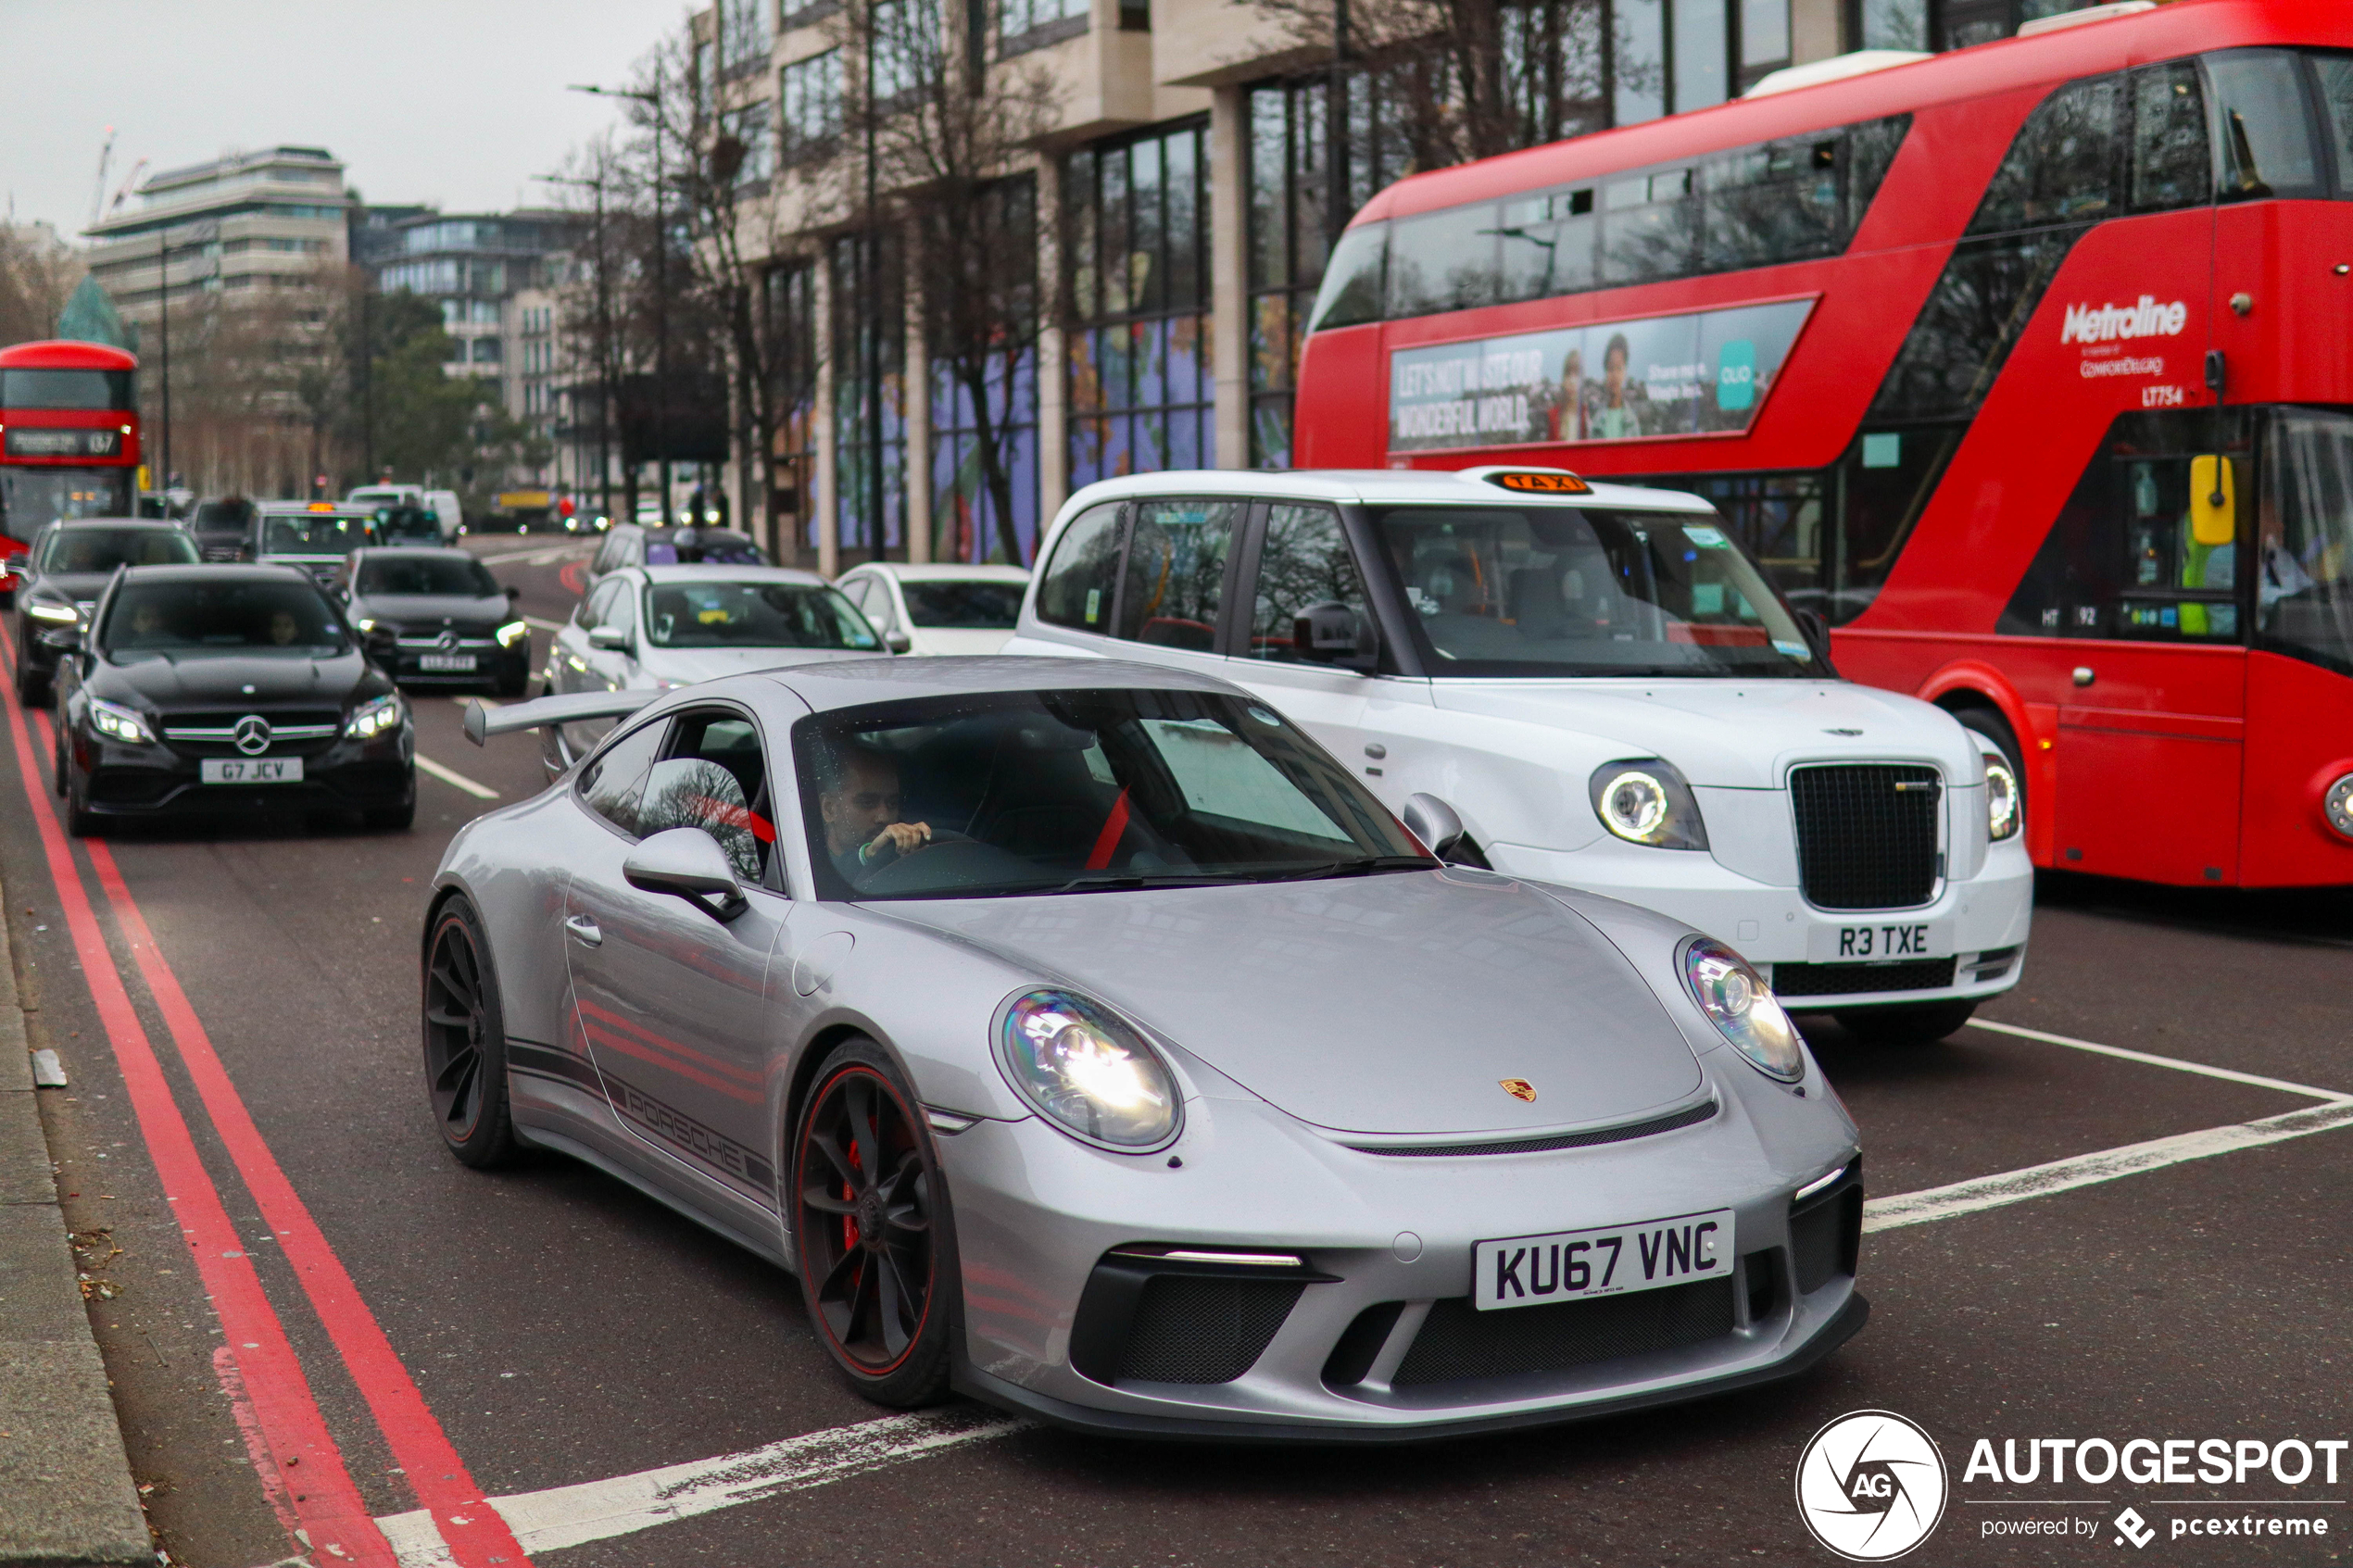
[1,0,692,238]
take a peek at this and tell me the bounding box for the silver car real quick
[428,659,1865,1438]
[544,563,886,698]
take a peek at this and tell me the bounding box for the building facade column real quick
[812,251,840,578]
[1035,151,1069,521]
[902,232,932,565]
[1209,84,1248,470]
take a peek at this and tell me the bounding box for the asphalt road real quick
[11,535,2350,1567]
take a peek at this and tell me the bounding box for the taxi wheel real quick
[790,1038,954,1408]
[1835,999,1977,1046]
[422,898,520,1169]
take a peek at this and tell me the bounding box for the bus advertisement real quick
[0,340,142,597]
[1293,0,2353,890]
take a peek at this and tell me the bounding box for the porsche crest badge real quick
[1500,1078,1537,1102]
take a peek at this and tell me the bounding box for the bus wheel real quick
[1835,999,1976,1046]
[1951,704,2024,804]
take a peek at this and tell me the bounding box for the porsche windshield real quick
[795,688,1429,900]
[1371,505,1828,678]
[643,581,880,650]
[99,580,349,657]
[263,515,373,555]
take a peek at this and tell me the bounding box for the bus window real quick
[1307,222,1387,332]
[1701,139,1840,272]
[1388,208,1502,318]
[2304,55,2353,198]
[2259,408,2353,676]
[1497,193,1598,304]
[1600,169,1699,287]
[1971,76,2120,236]
[2208,50,2322,201]
[2129,62,2209,212]
[0,368,132,410]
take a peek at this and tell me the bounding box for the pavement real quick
[1,532,2348,1567]
[0,868,150,1566]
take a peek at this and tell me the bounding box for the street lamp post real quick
[157,228,171,493]
[569,79,673,524]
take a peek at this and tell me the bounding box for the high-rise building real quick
[83,146,353,332]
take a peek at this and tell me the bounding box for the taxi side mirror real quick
[587,624,631,653]
[1294,601,1380,671]
[2190,456,2236,548]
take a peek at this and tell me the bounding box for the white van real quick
[1006,467,2033,1042]
[422,489,465,541]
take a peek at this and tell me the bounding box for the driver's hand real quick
[862,821,933,866]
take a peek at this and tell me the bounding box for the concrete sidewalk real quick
[0,902,149,1566]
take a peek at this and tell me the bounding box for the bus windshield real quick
[0,468,133,533]
[0,369,132,410]
[2260,408,2353,677]
[1371,505,1829,678]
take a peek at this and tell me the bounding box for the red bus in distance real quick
[1295,0,2353,890]
[0,340,142,598]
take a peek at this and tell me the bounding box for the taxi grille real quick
[1790,764,1941,910]
[1391,1277,1735,1386]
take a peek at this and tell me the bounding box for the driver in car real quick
[820,744,934,884]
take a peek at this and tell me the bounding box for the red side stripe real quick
[1086,790,1131,871]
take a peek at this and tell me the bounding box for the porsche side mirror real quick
[1401,793,1466,860]
[1293,601,1379,671]
[623,827,748,921]
[883,629,912,654]
[587,625,631,653]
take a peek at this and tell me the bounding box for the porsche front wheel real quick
[790,1038,953,1407]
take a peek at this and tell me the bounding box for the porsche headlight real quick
[89,698,154,746]
[1983,752,2021,842]
[496,620,529,648]
[1589,759,1708,850]
[1682,937,1804,1081]
[344,693,405,740]
[997,989,1180,1150]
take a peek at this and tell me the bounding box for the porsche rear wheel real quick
[422,898,520,1168]
[790,1038,953,1408]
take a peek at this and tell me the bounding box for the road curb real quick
[0,889,150,1567]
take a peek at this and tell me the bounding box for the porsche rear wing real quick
[461,689,657,746]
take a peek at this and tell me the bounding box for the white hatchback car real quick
[832,561,1031,656]
[544,564,886,702]
[1006,468,2033,1043]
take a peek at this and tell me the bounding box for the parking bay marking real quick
[416,755,499,799]
[269,1021,2353,1566]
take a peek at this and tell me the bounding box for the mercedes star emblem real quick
[233,715,273,757]
[435,628,460,652]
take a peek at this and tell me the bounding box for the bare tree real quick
[0,221,85,345]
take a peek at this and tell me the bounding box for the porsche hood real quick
[892,870,1706,1136]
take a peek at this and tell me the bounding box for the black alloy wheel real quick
[791,1038,952,1407]
[15,648,45,707]
[422,898,520,1168]
[61,731,101,838]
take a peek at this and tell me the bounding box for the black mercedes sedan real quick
[13,519,200,704]
[53,565,415,835]
[340,547,528,695]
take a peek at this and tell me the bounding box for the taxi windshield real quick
[1371,505,1828,678]
[100,580,348,658]
[37,528,198,573]
[264,514,374,555]
[642,581,880,650]
[795,687,1429,901]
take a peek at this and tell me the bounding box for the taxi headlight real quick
[1589,759,1708,850]
[1682,937,1803,1081]
[344,693,405,740]
[997,988,1180,1150]
[1983,752,2022,841]
[496,620,529,648]
[89,698,154,746]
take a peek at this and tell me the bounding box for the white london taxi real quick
[1005,466,2032,1041]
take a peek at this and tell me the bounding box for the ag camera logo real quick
[1795,1410,1949,1561]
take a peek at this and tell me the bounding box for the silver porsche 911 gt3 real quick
[427,658,1866,1439]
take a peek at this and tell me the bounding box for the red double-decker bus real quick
[0,340,142,597]
[1295,0,2353,889]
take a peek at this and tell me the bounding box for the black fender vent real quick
[1392,1278,1736,1387]
[1791,1161,1865,1296]
[1070,1251,1323,1386]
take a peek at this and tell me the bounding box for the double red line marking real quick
[2,653,528,1567]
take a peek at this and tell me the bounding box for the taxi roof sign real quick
[307,501,337,511]
[1485,470,1591,495]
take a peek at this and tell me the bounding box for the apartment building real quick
[698,0,2126,571]
[83,146,352,331]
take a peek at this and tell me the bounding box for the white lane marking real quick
[371,1408,1026,1566]
[1863,1098,2353,1234]
[1962,1017,2352,1103]
[414,755,499,800]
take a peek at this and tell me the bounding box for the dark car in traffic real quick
[12,519,200,703]
[249,503,380,589]
[341,547,528,695]
[53,565,415,835]
[368,505,448,549]
[190,496,258,561]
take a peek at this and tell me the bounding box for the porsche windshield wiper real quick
[1258,854,1441,883]
[1029,870,1265,896]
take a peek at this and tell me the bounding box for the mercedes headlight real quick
[344,693,405,740]
[1589,759,1709,850]
[1983,751,2021,842]
[496,620,529,648]
[997,989,1180,1150]
[25,598,81,625]
[88,698,154,746]
[355,617,379,633]
[1682,937,1803,1081]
